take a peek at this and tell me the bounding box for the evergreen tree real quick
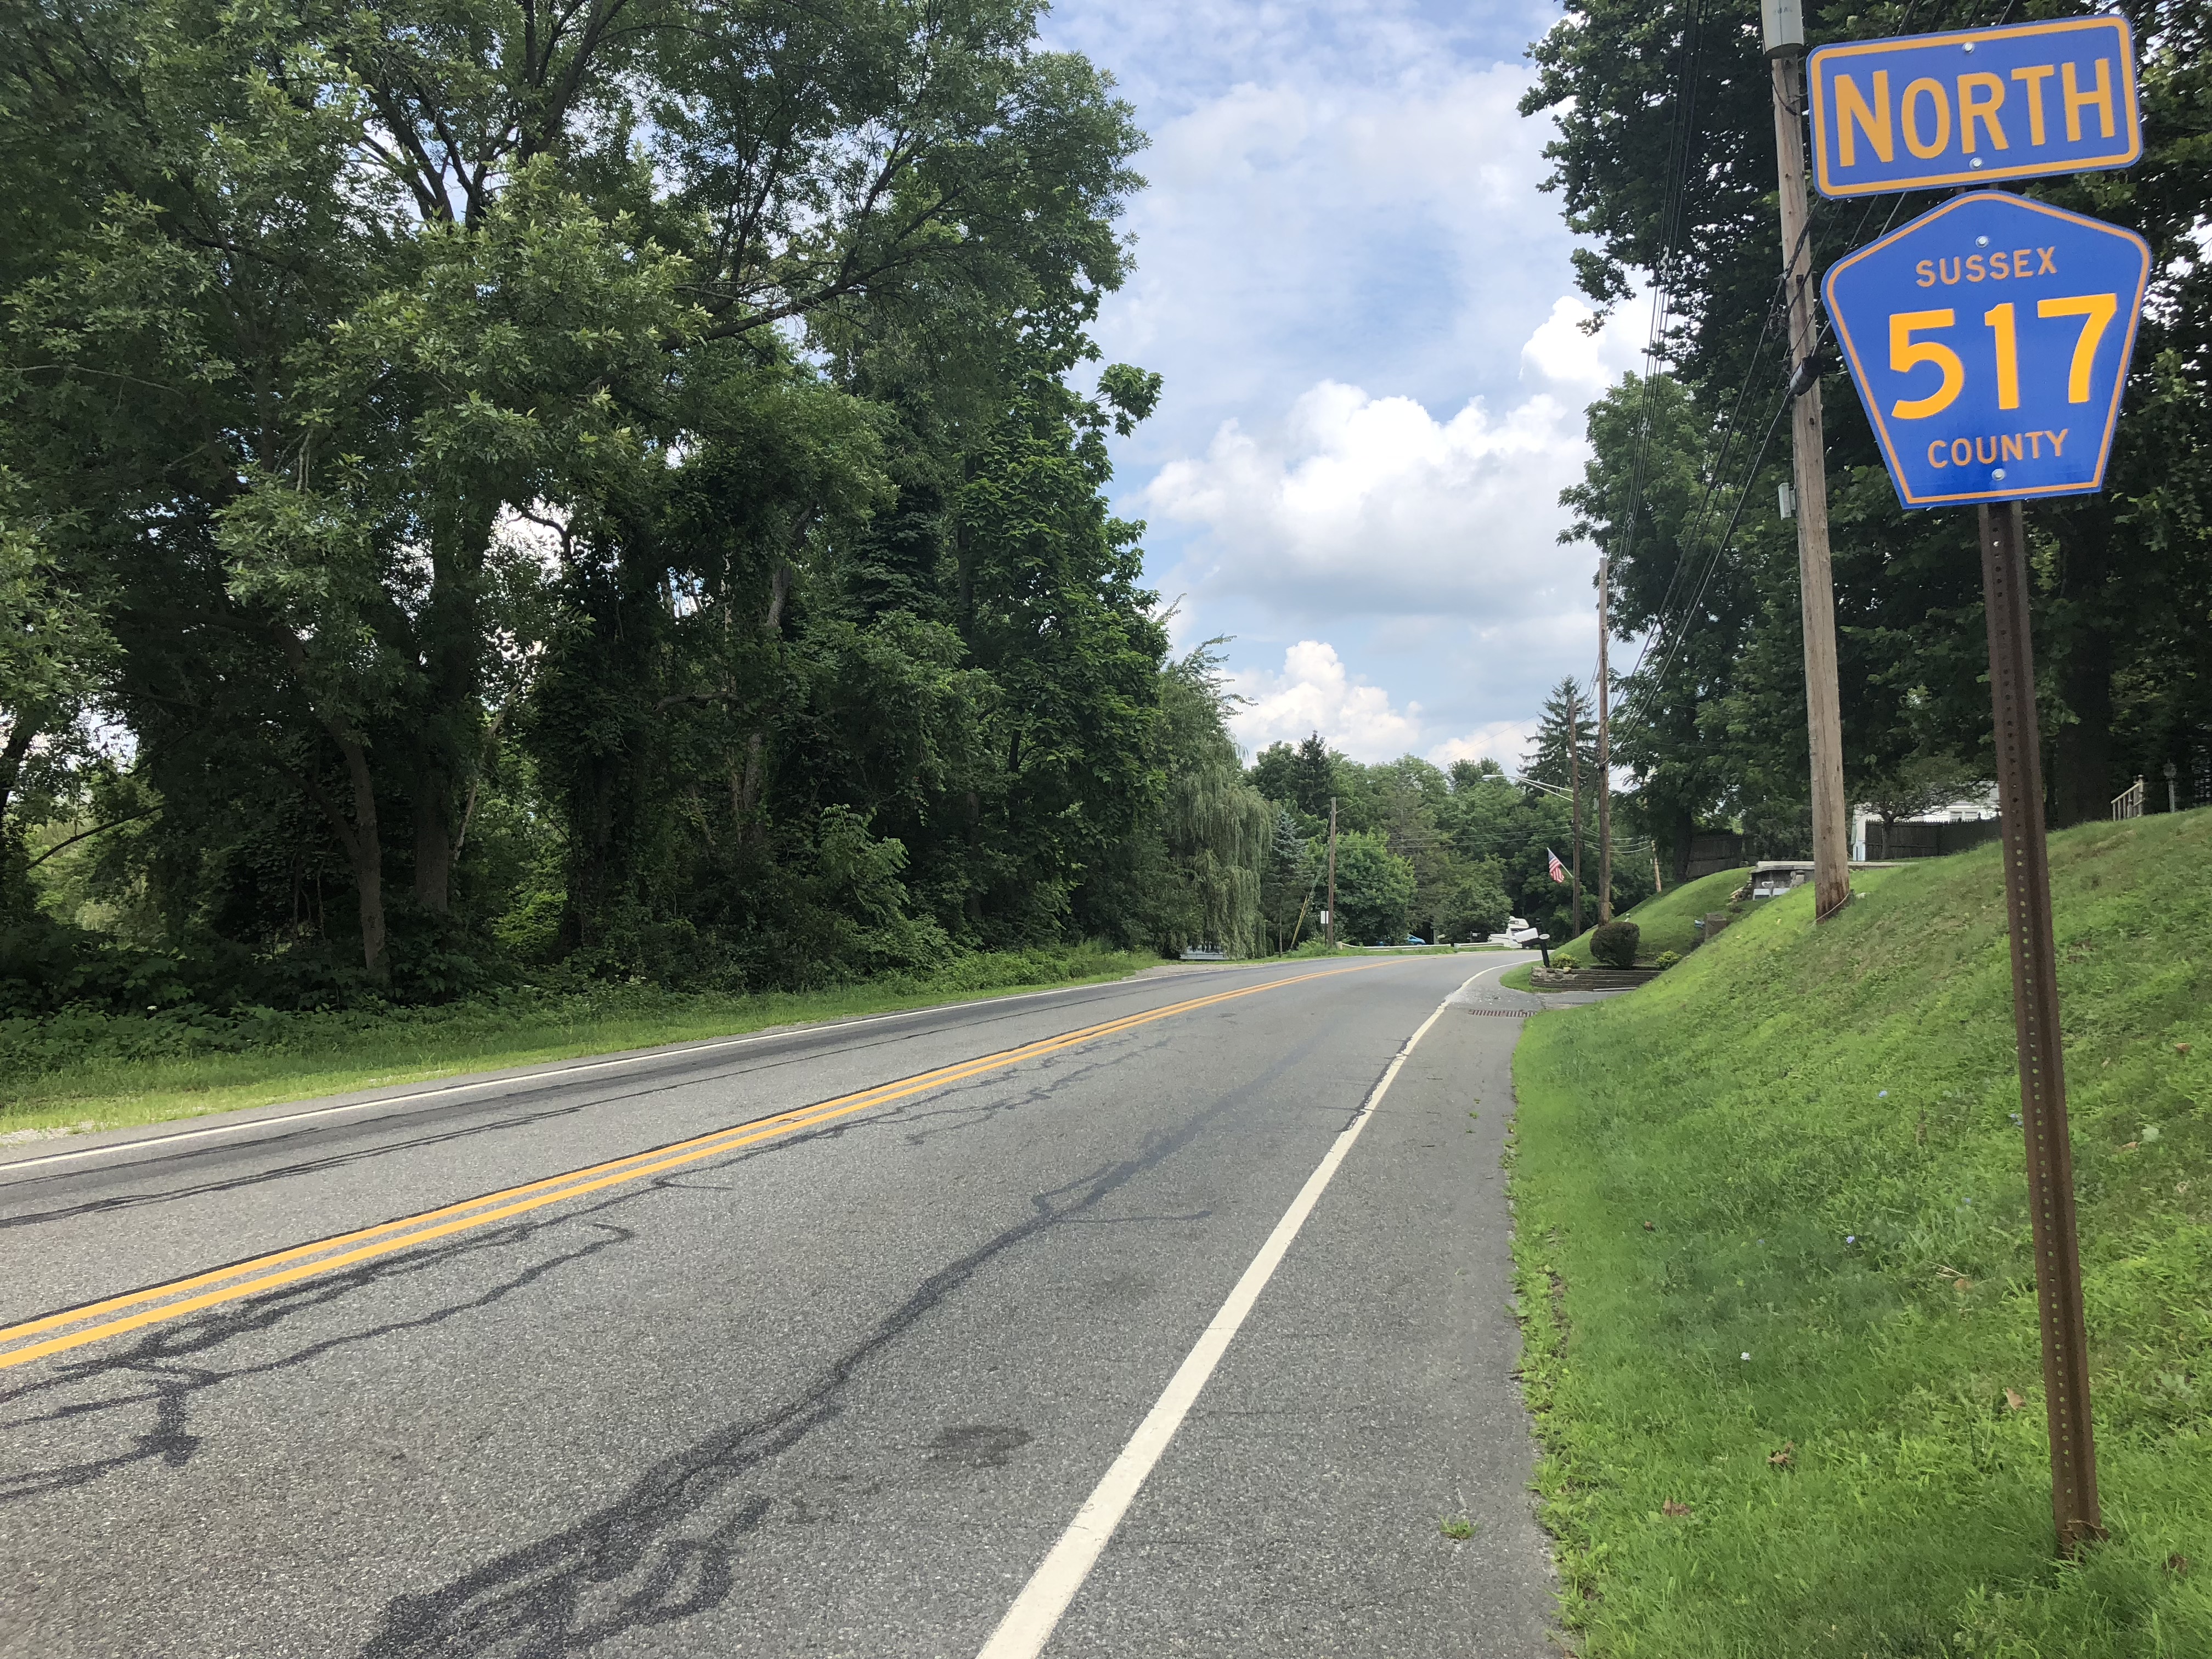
[1523,679,1594,795]
[1259,808,1311,951]
[1291,732,1336,821]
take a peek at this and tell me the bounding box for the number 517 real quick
[1887,295,2118,419]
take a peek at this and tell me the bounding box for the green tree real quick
[0,498,110,876]
[1429,859,1513,944]
[1524,0,2212,832]
[1136,647,1268,955]
[1329,828,1416,946]
[1248,742,1299,811]
[1,0,1156,994]
[1440,758,1580,940]
[1290,732,1338,821]
[1259,808,1313,950]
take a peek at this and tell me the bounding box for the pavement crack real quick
[354,1075,1256,1659]
[0,1210,638,1504]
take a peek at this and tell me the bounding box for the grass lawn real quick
[1511,812,2212,1657]
[0,945,1158,1141]
[1551,864,1753,963]
[1500,871,1754,992]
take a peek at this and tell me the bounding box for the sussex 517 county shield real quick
[1822,191,2149,509]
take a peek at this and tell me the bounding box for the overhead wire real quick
[1608,0,1936,745]
[1579,0,1713,701]
[1558,0,1714,824]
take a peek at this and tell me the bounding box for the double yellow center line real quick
[0,963,1383,1372]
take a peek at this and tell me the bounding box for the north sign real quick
[1823,191,2149,510]
[1809,16,2139,198]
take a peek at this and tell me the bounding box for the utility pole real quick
[1325,797,1338,951]
[1762,0,1851,921]
[1567,689,1584,938]
[1596,554,1612,924]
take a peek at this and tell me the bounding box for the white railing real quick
[2112,777,2146,820]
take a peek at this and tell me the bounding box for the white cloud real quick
[1428,720,1538,772]
[1038,0,1611,760]
[1520,294,1652,392]
[1226,649,1543,774]
[1227,639,1422,761]
[1144,372,1597,623]
[1097,59,1566,419]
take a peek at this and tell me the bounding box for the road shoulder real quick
[1044,980,1557,1655]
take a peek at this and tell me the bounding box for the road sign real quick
[1809,16,2140,198]
[1823,191,2149,510]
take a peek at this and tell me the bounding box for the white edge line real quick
[973,966,1500,1659]
[2,964,1336,1176]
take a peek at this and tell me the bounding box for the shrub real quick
[1654,950,1681,970]
[1589,920,1640,968]
[1551,952,1580,972]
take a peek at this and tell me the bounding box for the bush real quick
[1589,920,1640,968]
[1551,951,1580,972]
[1654,950,1681,970]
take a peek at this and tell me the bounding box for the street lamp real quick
[2165,760,2179,815]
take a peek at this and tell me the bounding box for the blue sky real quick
[1042,0,1648,768]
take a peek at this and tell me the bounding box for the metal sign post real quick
[1978,500,2102,1551]
[1814,19,2149,1558]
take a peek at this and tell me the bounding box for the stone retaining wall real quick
[1529,966,1663,990]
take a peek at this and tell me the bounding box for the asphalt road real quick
[1,954,1564,1658]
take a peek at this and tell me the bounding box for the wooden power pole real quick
[1763,0,1851,921]
[1567,691,1584,938]
[1596,554,1612,924]
[1325,797,1338,950]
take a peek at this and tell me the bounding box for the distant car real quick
[1405,935,1425,946]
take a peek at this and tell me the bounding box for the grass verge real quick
[1510,812,2211,1657]
[1,944,1158,1141]
[1550,864,1752,963]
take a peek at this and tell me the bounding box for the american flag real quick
[1547,848,1567,884]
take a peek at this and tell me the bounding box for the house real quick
[1850,787,2000,861]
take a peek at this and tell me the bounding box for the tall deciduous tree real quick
[1526,0,2212,831]
[1,0,1154,985]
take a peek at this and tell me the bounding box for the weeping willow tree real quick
[1147,646,1269,956]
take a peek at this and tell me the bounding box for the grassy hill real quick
[1553,864,1752,962]
[1511,812,2211,1657]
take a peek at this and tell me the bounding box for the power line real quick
[1616,267,1789,698]
[1606,1,1935,755]
[1584,0,1713,690]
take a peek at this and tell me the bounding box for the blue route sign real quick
[1809,16,2140,198]
[1823,191,2149,511]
